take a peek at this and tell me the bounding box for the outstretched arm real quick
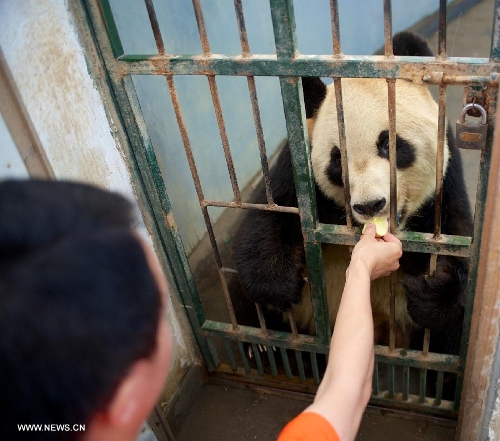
[304,225,402,441]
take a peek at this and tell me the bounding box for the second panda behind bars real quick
[232,31,473,356]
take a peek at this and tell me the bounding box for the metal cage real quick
[82,0,499,423]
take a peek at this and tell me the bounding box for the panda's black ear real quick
[393,31,435,57]
[302,77,327,119]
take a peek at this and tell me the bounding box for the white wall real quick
[0,0,197,419]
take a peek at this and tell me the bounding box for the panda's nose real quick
[353,198,386,217]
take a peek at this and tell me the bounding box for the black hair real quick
[0,179,161,441]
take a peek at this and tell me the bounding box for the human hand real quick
[349,224,402,281]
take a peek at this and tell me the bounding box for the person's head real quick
[0,179,172,441]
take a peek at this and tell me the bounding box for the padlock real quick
[456,103,488,150]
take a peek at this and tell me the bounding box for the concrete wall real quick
[0,0,198,427]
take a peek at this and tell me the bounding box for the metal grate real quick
[84,0,499,420]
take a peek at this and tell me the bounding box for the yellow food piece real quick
[362,217,389,237]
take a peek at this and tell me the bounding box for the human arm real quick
[304,224,402,441]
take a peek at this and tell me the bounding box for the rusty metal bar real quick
[280,347,293,379]
[192,0,211,54]
[438,0,447,59]
[202,199,299,213]
[329,0,342,55]
[144,0,165,55]
[165,75,239,329]
[237,341,251,374]
[247,76,275,205]
[288,310,299,339]
[334,78,353,229]
[434,83,447,240]
[255,303,269,335]
[233,0,251,56]
[383,0,393,57]
[116,55,499,81]
[206,76,242,203]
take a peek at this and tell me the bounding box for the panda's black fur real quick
[232,31,473,356]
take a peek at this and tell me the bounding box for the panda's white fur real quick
[292,78,449,343]
[311,79,449,228]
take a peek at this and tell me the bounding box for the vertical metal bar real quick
[387,79,397,351]
[207,338,220,367]
[266,346,279,377]
[419,368,428,403]
[491,0,500,60]
[247,76,275,205]
[280,347,293,379]
[233,0,251,56]
[237,341,251,374]
[435,371,444,406]
[192,0,211,54]
[373,362,379,395]
[434,84,447,240]
[334,79,354,229]
[438,0,447,58]
[224,339,238,371]
[269,0,297,59]
[251,343,265,375]
[144,0,165,55]
[310,352,320,385]
[207,76,242,203]
[255,303,268,335]
[383,0,393,57]
[166,76,239,329]
[97,0,125,58]
[329,0,342,55]
[295,350,306,382]
[288,310,299,339]
[388,364,395,398]
[403,366,410,400]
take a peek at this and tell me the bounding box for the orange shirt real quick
[277,412,340,441]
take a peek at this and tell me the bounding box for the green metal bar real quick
[237,342,251,374]
[98,0,125,58]
[435,371,445,406]
[269,0,297,59]
[251,344,265,375]
[207,338,220,367]
[295,351,306,383]
[224,338,238,371]
[113,55,499,80]
[280,347,293,379]
[373,362,380,395]
[266,346,279,377]
[310,352,320,385]
[419,369,428,403]
[456,87,498,411]
[388,364,395,398]
[403,366,410,401]
[314,224,472,257]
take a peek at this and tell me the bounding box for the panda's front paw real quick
[401,264,456,330]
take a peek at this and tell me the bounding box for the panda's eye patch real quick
[325,146,343,187]
[377,131,415,169]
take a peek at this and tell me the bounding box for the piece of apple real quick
[362,217,389,237]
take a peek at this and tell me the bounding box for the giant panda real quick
[232,31,473,356]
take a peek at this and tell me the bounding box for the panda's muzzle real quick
[353,198,386,217]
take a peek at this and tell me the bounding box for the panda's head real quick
[304,32,449,229]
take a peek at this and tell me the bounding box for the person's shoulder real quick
[276,412,340,441]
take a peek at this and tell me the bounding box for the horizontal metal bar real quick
[375,346,461,373]
[115,54,499,81]
[202,199,299,214]
[370,394,456,418]
[313,224,472,257]
[201,320,324,352]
